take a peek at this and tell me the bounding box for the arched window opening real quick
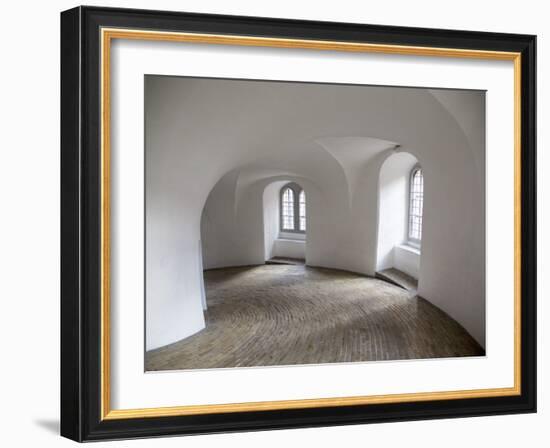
[281,187,295,230]
[408,166,424,246]
[299,190,306,231]
[280,183,306,234]
[377,152,421,281]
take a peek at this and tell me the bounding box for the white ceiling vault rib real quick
[315,136,398,211]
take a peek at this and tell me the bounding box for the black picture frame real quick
[61,5,536,442]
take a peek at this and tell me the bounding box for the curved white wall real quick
[145,75,486,350]
[272,238,306,260]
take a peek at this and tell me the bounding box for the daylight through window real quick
[280,183,306,233]
[408,166,424,243]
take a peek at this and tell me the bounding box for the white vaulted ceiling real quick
[145,75,479,212]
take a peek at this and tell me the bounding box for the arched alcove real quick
[376,151,421,281]
[200,171,317,271]
[263,181,307,263]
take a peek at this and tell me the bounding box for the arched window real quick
[408,165,424,245]
[299,190,306,231]
[281,187,295,230]
[280,183,306,233]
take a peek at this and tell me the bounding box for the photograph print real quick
[144,75,486,371]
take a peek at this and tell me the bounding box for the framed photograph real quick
[60,6,536,442]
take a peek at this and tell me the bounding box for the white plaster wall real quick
[146,76,486,350]
[394,245,421,279]
[280,231,306,240]
[263,181,286,260]
[273,239,306,259]
[198,240,207,310]
[200,170,266,270]
[145,78,206,351]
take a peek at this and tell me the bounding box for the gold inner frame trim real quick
[100,27,522,421]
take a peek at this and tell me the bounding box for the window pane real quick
[281,188,295,230]
[408,168,424,241]
[299,190,306,231]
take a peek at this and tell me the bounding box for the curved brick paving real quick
[145,265,484,370]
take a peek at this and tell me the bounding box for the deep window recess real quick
[280,183,306,234]
[408,166,424,245]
